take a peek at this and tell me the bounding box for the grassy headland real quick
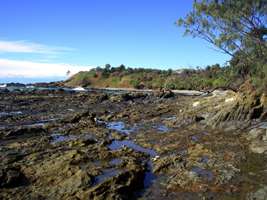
[65,62,266,93]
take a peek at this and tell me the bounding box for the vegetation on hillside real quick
[65,63,240,90]
[66,0,266,92]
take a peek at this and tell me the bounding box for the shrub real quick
[130,79,141,89]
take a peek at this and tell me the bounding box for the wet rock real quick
[97,94,109,102]
[20,149,99,198]
[109,158,123,167]
[215,166,239,184]
[263,131,267,141]
[188,144,210,159]
[249,105,264,119]
[167,169,202,192]
[247,186,267,200]
[245,128,265,141]
[68,136,98,147]
[0,168,27,188]
[0,150,25,165]
[153,155,185,174]
[85,169,145,200]
[64,111,96,124]
[194,115,205,122]
[58,169,93,194]
[204,87,264,128]
[1,85,267,199]
[260,111,267,120]
[191,166,213,181]
[250,140,267,154]
[106,121,136,135]
[111,92,147,103]
[111,132,127,140]
[121,93,134,101]
[155,89,174,99]
[5,126,46,139]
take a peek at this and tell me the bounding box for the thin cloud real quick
[0,58,91,78]
[0,40,75,54]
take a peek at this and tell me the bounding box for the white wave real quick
[0,84,7,88]
[73,87,86,91]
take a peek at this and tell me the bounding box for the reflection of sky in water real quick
[199,156,209,164]
[259,122,267,129]
[0,111,23,117]
[106,121,137,134]
[191,166,213,181]
[50,133,95,144]
[109,140,157,157]
[154,124,170,133]
[106,120,171,135]
[50,134,78,144]
[143,161,156,188]
[109,158,123,166]
[93,168,122,185]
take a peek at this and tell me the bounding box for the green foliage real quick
[130,79,141,89]
[251,63,267,91]
[110,77,120,85]
[66,71,93,86]
[178,0,267,65]
[212,77,228,88]
[66,60,265,92]
[67,63,236,90]
[177,0,267,92]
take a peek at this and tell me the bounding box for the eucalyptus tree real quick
[177,0,267,67]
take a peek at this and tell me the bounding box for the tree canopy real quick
[177,0,267,64]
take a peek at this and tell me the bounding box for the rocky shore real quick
[0,85,267,200]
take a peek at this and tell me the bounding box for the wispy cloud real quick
[0,58,91,78]
[0,40,74,54]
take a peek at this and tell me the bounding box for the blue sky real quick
[0,0,230,83]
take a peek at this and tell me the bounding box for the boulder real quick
[246,128,265,141]
[250,140,267,154]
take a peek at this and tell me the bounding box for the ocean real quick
[0,76,66,84]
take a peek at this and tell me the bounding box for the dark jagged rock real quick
[121,93,147,101]
[194,115,205,122]
[97,94,109,102]
[155,89,174,99]
[86,169,145,200]
[0,168,28,188]
[249,105,264,119]
[6,83,26,87]
[5,126,47,139]
[63,111,96,124]
[0,86,266,199]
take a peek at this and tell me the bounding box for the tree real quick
[118,64,126,72]
[167,69,173,76]
[102,64,111,78]
[96,66,102,72]
[177,0,267,64]
[105,64,111,71]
